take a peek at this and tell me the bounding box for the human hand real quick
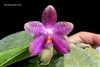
[69,31,100,46]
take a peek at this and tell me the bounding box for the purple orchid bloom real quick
[24,5,74,56]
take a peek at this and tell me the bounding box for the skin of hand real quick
[69,31,100,46]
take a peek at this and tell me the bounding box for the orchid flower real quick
[24,5,74,56]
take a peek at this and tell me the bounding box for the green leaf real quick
[1,31,100,67]
[63,44,100,67]
[21,40,100,67]
[0,31,32,67]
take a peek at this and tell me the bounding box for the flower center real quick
[46,36,52,43]
[45,29,53,46]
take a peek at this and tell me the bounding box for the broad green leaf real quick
[64,44,100,67]
[22,44,100,67]
[0,31,32,66]
[1,31,100,67]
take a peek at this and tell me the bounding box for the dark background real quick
[1,1,99,38]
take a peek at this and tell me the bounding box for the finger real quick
[69,31,100,46]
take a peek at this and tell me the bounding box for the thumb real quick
[69,31,100,46]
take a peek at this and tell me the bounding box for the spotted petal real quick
[24,21,45,36]
[53,22,74,36]
[52,35,70,54]
[42,5,57,28]
[29,35,46,56]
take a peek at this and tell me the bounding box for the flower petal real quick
[53,22,74,36]
[29,35,46,56]
[52,35,70,54]
[42,5,57,28]
[24,21,45,36]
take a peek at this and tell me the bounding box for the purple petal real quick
[24,21,45,36]
[29,35,46,56]
[42,5,57,28]
[52,35,70,54]
[53,22,74,36]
